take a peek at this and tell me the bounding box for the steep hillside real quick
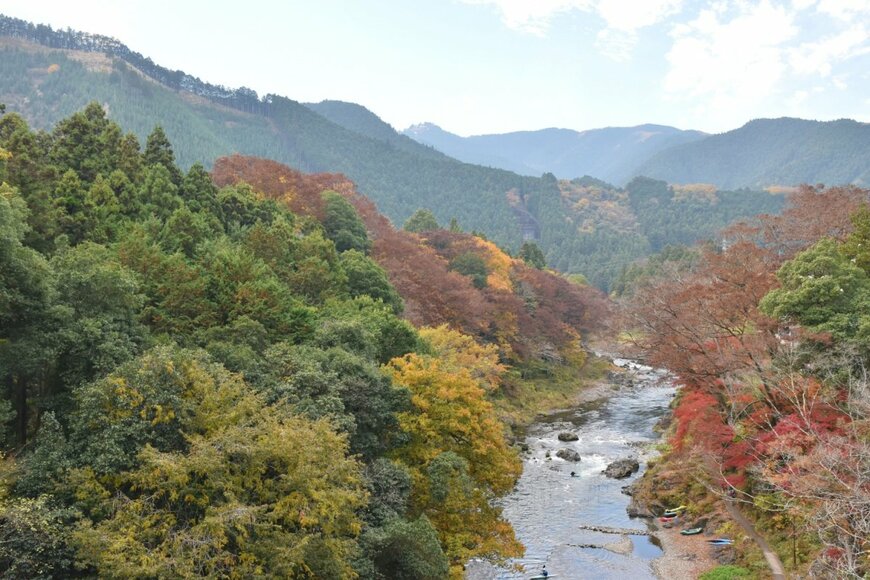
[0,15,554,254]
[304,100,445,160]
[636,117,870,189]
[0,15,787,291]
[542,177,785,290]
[403,122,707,184]
[0,105,610,579]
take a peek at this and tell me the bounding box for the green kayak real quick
[680,527,703,536]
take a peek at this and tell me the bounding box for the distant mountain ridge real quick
[636,117,870,189]
[0,13,790,291]
[404,116,870,189]
[403,122,707,184]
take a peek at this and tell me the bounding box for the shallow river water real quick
[466,359,676,580]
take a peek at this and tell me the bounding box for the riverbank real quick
[493,353,615,430]
[651,523,718,579]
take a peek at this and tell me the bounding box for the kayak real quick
[529,576,556,579]
[664,505,687,516]
[707,539,733,544]
[680,527,703,535]
[659,515,678,522]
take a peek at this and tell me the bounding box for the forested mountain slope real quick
[305,100,445,160]
[0,14,785,291]
[0,14,559,254]
[403,122,707,184]
[636,117,870,189]
[0,104,610,578]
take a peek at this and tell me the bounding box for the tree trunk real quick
[13,375,27,446]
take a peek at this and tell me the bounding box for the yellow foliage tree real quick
[419,325,506,392]
[388,353,523,576]
[72,348,367,579]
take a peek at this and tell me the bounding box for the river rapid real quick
[466,358,676,580]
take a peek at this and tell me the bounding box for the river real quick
[466,358,676,579]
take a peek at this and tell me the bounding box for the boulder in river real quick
[603,457,640,479]
[556,448,581,462]
[557,431,579,441]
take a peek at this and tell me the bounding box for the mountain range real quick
[402,122,707,185]
[0,13,858,289]
[403,118,870,188]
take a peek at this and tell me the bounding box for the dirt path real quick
[725,500,787,579]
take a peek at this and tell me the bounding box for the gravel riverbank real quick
[651,522,718,579]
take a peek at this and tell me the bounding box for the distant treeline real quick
[0,14,269,114]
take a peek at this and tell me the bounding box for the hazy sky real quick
[2,0,869,135]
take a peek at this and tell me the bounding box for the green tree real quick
[448,252,489,289]
[198,237,314,340]
[260,344,409,459]
[322,190,371,253]
[359,517,448,580]
[117,132,142,182]
[53,169,88,244]
[518,240,546,269]
[0,495,79,578]
[315,297,418,364]
[840,204,870,274]
[49,101,120,184]
[158,205,220,257]
[143,125,182,184]
[50,242,148,400]
[83,174,121,243]
[217,183,279,233]
[760,238,870,340]
[138,163,181,221]
[180,162,221,216]
[339,249,403,314]
[0,186,55,445]
[403,209,439,233]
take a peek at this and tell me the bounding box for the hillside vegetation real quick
[636,117,870,189]
[0,104,613,578]
[0,15,788,291]
[626,184,870,578]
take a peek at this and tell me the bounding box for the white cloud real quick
[663,2,798,113]
[595,28,637,61]
[596,0,684,31]
[594,0,684,59]
[463,0,684,59]
[815,0,870,20]
[789,24,870,76]
[460,0,594,35]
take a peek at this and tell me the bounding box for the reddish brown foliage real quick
[210,155,608,362]
[212,155,357,219]
[629,241,779,389]
[727,184,870,262]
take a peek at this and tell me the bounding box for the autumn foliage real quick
[211,154,609,362]
[628,184,870,576]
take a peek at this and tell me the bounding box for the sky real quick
[2,0,868,135]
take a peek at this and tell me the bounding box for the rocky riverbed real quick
[466,359,692,579]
